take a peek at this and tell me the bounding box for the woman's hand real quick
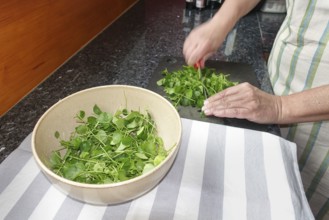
[202,82,283,124]
[183,20,226,68]
[182,0,262,67]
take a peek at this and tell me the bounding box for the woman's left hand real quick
[202,82,283,124]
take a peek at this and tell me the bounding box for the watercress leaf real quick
[80,140,91,152]
[136,152,148,160]
[141,140,156,156]
[97,112,113,124]
[95,130,107,142]
[122,136,133,146]
[114,109,122,117]
[91,149,103,157]
[137,126,144,136]
[118,170,129,181]
[63,162,85,180]
[185,89,193,99]
[196,98,204,108]
[103,166,110,174]
[93,104,102,115]
[79,151,89,159]
[87,116,97,125]
[103,178,114,184]
[63,148,72,161]
[156,136,164,147]
[49,151,62,168]
[76,125,88,135]
[77,110,85,120]
[164,87,175,94]
[154,155,166,166]
[194,90,201,97]
[70,137,82,150]
[127,119,138,129]
[181,98,190,106]
[54,131,60,139]
[111,131,122,145]
[125,111,139,121]
[157,78,164,86]
[93,162,105,172]
[135,160,145,172]
[112,116,125,129]
[136,126,147,140]
[162,68,169,75]
[122,109,128,116]
[142,163,155,175]
[59,140,70,148]
[174,86,182,93]
[115,142,127,152]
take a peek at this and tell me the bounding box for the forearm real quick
[183,0,261,66]
[210,0,261,36]
[279,85,329,124]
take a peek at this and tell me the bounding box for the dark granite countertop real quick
[0,0,285,164]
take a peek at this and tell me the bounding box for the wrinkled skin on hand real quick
[202,82,283,124]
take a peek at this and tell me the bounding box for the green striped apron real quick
[268,0,329,219]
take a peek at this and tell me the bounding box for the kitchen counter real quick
[0,0,285,164]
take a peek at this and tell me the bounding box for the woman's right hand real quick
[183,0,262,67]
[183,19,226,68]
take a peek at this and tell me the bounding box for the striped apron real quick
[268,0,329,219]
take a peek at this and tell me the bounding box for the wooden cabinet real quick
[0,0,138,116]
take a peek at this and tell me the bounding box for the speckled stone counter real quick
[0,0,285,163]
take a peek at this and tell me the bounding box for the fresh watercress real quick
[49,105,170,184]
[157,66,238,109]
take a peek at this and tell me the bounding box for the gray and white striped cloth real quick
[0,118,314,220]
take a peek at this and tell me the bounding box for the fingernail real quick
[203,109,210,115]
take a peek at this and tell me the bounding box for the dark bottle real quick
[195,0,206,10]
[194,9,202,27]
[209,0,220,9]
[182,8,194,36]
[185,0,195,9]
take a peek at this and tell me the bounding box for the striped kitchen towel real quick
[0,118,314,220]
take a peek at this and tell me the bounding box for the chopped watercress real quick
[49,105,170,184]
[157,66,238,110]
